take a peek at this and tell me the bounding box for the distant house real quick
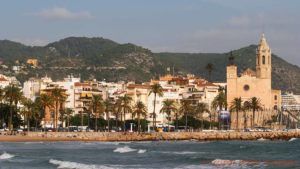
[12,65,21,73]
[26,59,38,67]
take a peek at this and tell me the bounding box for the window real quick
[243,84,250,91]
[262,55,266,64]
[274,95,277,100]
[257,56,260,65]
[274,105,278,110]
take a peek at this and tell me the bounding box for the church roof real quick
[242,68,256,77]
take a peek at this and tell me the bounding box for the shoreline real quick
[0,130,300,142]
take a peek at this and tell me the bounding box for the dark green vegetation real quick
[0,37,299,93]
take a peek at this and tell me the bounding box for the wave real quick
[161,151,197,155]
[257,138,268,141]
[113,146,137,153]
[0,152,15,160]
[289,138,298,142]
[49,159,115,169]
[137,149,146,154]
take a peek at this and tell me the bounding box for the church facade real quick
[227,34,281,111]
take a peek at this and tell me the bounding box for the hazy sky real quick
[0,0,299,65]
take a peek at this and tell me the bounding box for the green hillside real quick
[0,37,299,93]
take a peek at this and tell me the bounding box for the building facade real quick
[227,34,281,110]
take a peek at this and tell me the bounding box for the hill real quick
[0,37,299,93]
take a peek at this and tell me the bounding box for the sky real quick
[0,0,299,65]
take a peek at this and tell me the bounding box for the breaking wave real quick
[289,138,298,142]
[0,152,15,160]
[49,159,115,169]
[161,151,197,155]
[113,146,136,153]
[137,149,146,154]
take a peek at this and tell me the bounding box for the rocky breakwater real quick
[25,130,300,142]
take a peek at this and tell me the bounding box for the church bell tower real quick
[256,34,272,79]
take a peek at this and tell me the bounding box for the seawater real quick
[0,139,299,169]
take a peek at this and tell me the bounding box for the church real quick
[227,34,281,111]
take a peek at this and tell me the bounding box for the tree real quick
[211,91,227,129]
[64,108,73,130]
[132,101,147,132]
[4,84,23,130]
[21,98,34,132]
[37,94,53,129]
[104,98,114,131]
[244,97,263,128]
[230,97,243,130]
[195,102,210,130]
[119,95,132,132]
[149,83,163,129]
[113,99,122,130]
[206,63,214,82]
[50,87,66,130]
[160,99,177,131]
[212,91,227,111]
[89,95,104,131]
[0,87,5,127]
[179,99,194,131]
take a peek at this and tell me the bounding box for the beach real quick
[0,130,299,142]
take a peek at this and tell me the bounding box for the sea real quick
[0,138,299,169]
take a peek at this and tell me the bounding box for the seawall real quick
[0,130,295,142]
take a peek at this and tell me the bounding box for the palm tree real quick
[212,91,227,111]
[4,84,23,130]
[195,102,210,130]
[160,99,177,131]
[230,97,243,130]
[89,95,104,132]
[50,87,66,130]
[244,97,263,128]
[64,108,73,130]
[32,100,42,131]
[119,95,132,132]
[36,94,53,129]
[206,63,214,82]
[0,87,5,127]
[113,99,122,131]
[211,91,227,129]
[148,83,163,129]
[132,101,147,133]
[21,98,34,132]
[104,98,114,131]
[179,99,193,132]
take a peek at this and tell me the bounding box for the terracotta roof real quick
[74,82,91,87]
[127,84,151,89]
[0,77,8,81]
[194,79,217,87]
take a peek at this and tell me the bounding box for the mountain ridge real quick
[0,37,299,93]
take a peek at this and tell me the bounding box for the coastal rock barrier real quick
[24,130,300,142]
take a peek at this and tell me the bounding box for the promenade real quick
[0,130,299,142]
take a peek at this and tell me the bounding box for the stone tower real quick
[256,34,272,79]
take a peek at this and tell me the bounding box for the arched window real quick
[268,55,271,64]
[257,56,260,65]
[262,55,266,64]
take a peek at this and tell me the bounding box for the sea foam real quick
[0,152,15,160]
[113,146,137,153]
[49,159,115,169]
[289,138,298,142]
[137,149,147,154]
